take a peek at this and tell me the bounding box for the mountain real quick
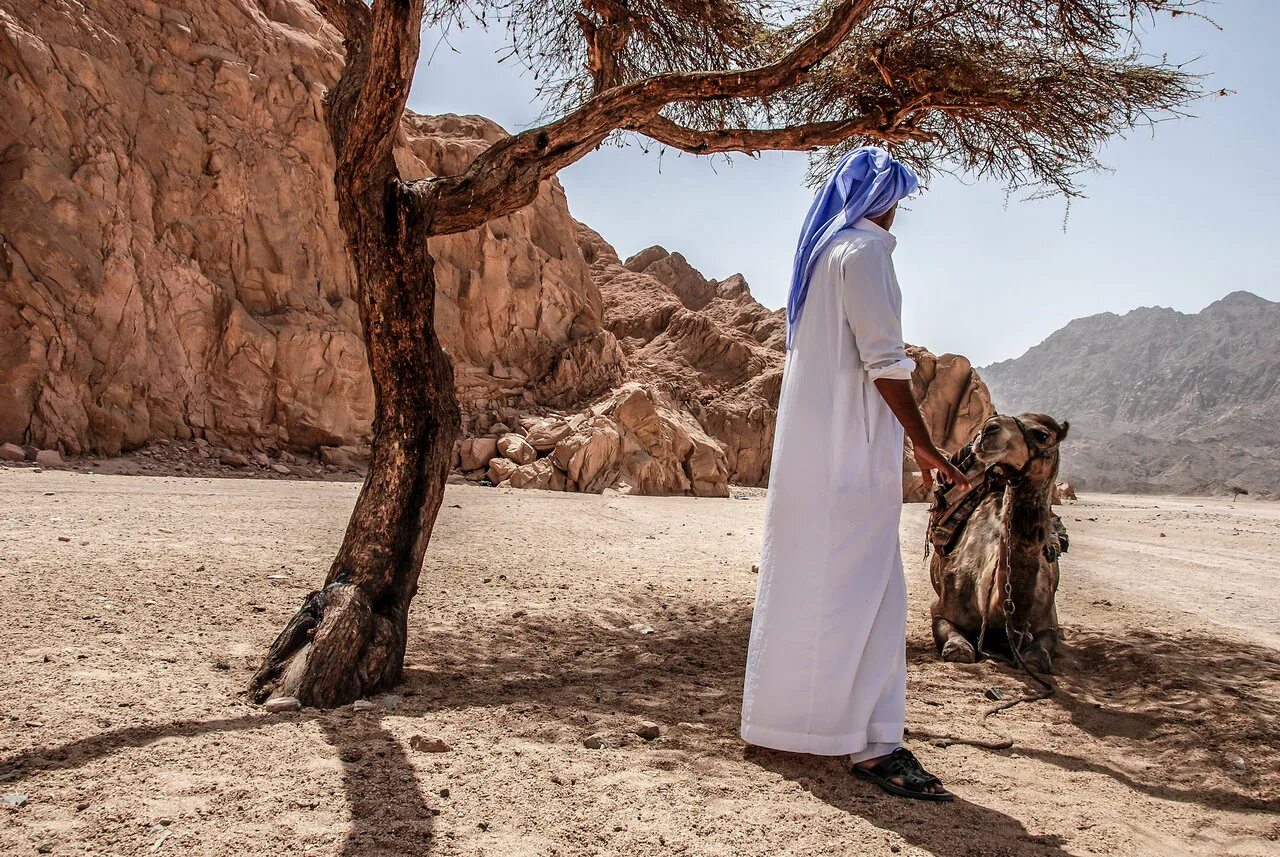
[981,292,1280,496]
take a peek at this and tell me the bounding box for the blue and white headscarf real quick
[786,147,918,349]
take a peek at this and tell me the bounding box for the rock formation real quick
[0,1,619,457]
[0,0,993,499]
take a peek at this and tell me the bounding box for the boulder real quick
[0,443,25,462]
[460,437,499,472]
[523,418,573,453]
[553,425,622,493]
[509,458,558,490]
[319,446,354,469]
[487,457,518,484]
[35,449,63,467]
[1052,481,1077,503]
[497,433,536,466]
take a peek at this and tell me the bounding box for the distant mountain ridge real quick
[980,291,1280,496]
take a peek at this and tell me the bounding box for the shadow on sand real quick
[2,604,1276,851]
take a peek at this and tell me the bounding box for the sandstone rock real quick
[35,450,62,467]
[270,463,291,475]
[0,443,24,462]
[553,425,622,493]
[523,418,572,452]
[1053,481,1077,503]
[319,446,353,469]
[219,451,250,467]
[409,735,450,753]
[460,437,499,472]
[0,4,620,456]
[263,696,300,713]
[487,457,518,484]
[497,433,536,466]
[508,458,557,490]
[634,721,661,741]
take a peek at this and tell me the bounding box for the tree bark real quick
[250,0,459,707]
[250,176,460,707]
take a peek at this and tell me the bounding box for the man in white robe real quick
[741,148,967,801]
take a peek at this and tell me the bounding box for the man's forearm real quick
[873,378,936,451]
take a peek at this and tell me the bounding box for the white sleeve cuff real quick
[867,356,917,381]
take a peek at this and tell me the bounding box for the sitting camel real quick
[927,413,1070,672]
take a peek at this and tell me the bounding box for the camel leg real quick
[1019,628,1059,673]
[933,617,976,663]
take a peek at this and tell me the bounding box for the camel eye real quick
[982,424,1000,436]
[1032,429,1050,444]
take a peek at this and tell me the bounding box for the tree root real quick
[248,582,402,707]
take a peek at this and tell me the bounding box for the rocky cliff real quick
[0,0,620,456]
[0,0,992,498]
[981,291,1280,496]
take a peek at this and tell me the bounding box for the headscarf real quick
[786,146,919,349]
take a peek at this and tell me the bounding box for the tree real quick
[1230,485,1249,504]
[250,0,1204,707]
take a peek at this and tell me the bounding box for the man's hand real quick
[872,377,972,493]
[914,442,970,494]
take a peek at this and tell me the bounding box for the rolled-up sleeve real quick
[839,241,915,381]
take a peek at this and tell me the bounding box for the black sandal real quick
[850,747,955,802]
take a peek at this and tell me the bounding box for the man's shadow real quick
[749,748,1072,857]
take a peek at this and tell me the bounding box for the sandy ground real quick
[0,468,1276,856]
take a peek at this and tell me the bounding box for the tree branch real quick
[312,0,370,40]
[416,0,877,234]
[634,112,933,156]
[321,0,424,196]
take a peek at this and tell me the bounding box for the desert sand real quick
[0,468,1276,856]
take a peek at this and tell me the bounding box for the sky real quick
[409,1,1280,366]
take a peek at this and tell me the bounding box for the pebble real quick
[628,623,655,635]
[582,733,611,749]
[409,735,451,753]
[984,687,1004,701]
[351,699,376,711]
[379,694,400,711]
[1,793,28,808]
[438,787,450,798]
[633,721,661,741]
[263,696,301,713]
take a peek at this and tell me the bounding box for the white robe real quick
[741,217,916,757]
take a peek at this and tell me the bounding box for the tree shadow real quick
[0,712,436,853]
[3,601,1276,852]
[320,716,435,855]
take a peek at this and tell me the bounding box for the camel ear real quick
[1057,420,1070,442]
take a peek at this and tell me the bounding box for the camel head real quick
[971,412,1070,485]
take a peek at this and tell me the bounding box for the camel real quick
[928,413,1070,672]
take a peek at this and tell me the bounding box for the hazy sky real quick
[410,1,1280,366]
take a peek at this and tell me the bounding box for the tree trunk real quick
[250,170,460,707]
